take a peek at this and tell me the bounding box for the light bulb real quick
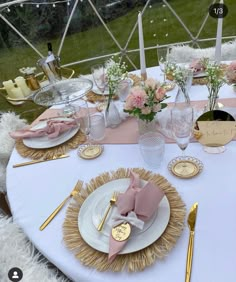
[53,3,56,8]
[20,4,23,7]
[36,4,39,8]
[67,1,70,5]
[7,7,10,12]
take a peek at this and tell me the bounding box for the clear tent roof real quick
[1,0,235,79]
[0,0,235,118]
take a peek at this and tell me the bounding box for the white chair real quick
[0,216,69,281]
[168,40,236,63]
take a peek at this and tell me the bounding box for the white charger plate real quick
[78,178,170,254]
[23,117,79,149]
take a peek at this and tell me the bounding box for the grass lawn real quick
[0,0,235,122]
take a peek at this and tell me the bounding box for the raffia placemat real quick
[86,74,141,103]
[63,168,186,272]
[15,130,86,160]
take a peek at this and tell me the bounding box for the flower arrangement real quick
[202,58,225,110]
[124,78,168,122]
[165,63,192,103]
[225,61,236,85]
[105,55,128,110]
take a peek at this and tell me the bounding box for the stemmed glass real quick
[73,99,91,144]
[157,47,169,83]
[171,105,193,163]
[74,99,104,159]
[157,46,175,90]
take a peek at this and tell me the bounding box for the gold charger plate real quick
[78,144,103,159]
[168,156,204,179]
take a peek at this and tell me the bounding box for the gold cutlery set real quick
[22,156,197,282]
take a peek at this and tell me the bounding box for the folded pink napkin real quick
[108,171,164,262]
[9,119,78,139]
[189,59,205,74]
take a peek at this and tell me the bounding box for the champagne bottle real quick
[46,42,61,81]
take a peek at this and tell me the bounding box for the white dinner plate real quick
[23,117,79,149]
[92,87,109,95]
[78,178,170,254]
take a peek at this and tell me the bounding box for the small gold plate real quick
[78,144,103,160]
[168,156,203,179]
[111,222,131,242]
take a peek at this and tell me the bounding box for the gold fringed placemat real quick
[15,130,86,160]
[63,168,186,272]
[86,74,141,104]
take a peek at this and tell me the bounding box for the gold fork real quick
[39,181,80,231]
[97,191,118,231]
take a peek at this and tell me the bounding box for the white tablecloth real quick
[6,66,236,282]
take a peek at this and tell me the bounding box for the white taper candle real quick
[138,12,147,80]
[215,0,224,64]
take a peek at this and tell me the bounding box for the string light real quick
[0,1,72,13]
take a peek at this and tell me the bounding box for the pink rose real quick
[129,86,147,109]
[155,87,166,101]
[144,78,157,90]
[124,95,134,110]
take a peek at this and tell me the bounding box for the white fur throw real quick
[168,40,236,63]
[0,112,28,193]
[0,216,68,282]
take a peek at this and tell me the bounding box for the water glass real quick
[90,113,106,141]
[138,132,165,168]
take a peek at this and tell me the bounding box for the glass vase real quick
[105,100,121,128]
[204,94,220,112]
[174,87,191,109]
[137,119,156,135]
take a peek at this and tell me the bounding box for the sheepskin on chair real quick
[0,112,28,194]
[0,216,69,282]
[168,40,236,63]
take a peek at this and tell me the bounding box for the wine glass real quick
[73,99,91,144]
[171,105,193,161]
[157,46,175,90]
[157,47,168,82]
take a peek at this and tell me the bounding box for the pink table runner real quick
[33,98,236,144]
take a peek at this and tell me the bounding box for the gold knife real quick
[13,154,69,168]
[185,202,198,282]
[39,180,81,231]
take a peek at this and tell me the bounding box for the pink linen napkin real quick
[108,171,164,262]
[9,119,78,139]
[189,59,205,74]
